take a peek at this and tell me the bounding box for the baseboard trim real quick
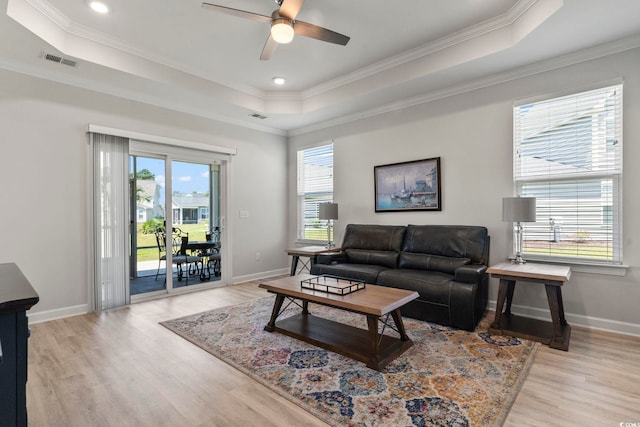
[28,304,89,324]
[488,300,640,338]
[24,269,289,325]
[28,283,639,338]
[231,268,289,285]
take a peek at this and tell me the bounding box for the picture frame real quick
[374,157,441,212]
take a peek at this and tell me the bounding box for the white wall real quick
[0,69,289,319]
[288,48,640,336]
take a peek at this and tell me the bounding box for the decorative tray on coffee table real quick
[300,276,366,295]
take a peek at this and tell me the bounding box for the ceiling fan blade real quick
[278,0,304,20]
[202,2,272,23]
[293,21,350,46]
[260,34,279,60]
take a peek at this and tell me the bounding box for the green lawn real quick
[135,223,210,262]
[136,224,331,263]
[136,229,613,263]
[525,242,612,260]
[304,227,330,241]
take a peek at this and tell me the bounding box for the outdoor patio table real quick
[185,241,219,280]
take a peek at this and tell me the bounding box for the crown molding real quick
[20,0,553,106]
[21,0,266,99]
[288,35,640,137]
[67,22,266,99]
[25,0,69,28]
[302,0,545,99]
[264,91,303,101]
[0,55,287,136]
[9,0,637,137]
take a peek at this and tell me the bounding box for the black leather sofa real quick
[310,224,490,331]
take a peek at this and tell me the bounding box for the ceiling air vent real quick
[249,113,268,120]
[41,52,79,68]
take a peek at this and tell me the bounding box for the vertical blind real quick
[513,84,623,264]
[297,144,334,241]
[91,132,130,310]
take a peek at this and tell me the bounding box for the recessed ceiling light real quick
[89,1,109,14]
[272,77,286,85]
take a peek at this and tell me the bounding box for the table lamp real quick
[319,202,339,248]
[502,197,536,264]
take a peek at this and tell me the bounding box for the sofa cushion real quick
[399,252,471,274]
[376,269,454,306]
[345,249,398,268]
[342,224,406,252]
[402,225,489,264]
[310,263,388,284]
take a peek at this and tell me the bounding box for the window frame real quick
[296,143,334,244]
[512,83,623,267]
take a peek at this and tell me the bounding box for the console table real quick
[286,246,341,276]
[487,262,571,351]
[0,263,39,427]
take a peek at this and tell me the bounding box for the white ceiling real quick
[2,0,640,135]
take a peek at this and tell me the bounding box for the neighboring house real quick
[135,180,163,223]
[134,185,210,225]
[172,193,209,225]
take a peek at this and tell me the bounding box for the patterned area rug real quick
[161,297,539,426]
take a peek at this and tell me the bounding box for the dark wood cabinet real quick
[0,263,39,427]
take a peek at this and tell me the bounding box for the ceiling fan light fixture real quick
[271,19,294,44]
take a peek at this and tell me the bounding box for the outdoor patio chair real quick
[206,227,222,277]
[154,227,202,285]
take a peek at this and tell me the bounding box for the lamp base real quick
[325,220,334,249]
[509,254,527,264]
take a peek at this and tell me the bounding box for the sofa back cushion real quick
[345,249,399,268]
[398,252,470,274]
[342,224,406,252]
[401,225,489,264]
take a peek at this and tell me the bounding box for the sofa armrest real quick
[454,264,487,284]
[316,252,348,265]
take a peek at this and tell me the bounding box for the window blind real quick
[91,132,131,310]
[513,84,622,264]
[297,144,334,241]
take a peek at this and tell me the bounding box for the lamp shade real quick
[502,197,536,222]
[319,203,339,220]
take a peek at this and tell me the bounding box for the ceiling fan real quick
[202,0,350,60]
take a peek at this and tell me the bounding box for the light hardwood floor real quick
[27,281,640,426]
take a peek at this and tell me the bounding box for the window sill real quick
[521,257,628,276]
[295,239,329,246]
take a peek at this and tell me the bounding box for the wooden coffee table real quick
[259,274,419,371]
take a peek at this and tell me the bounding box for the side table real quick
[487,261,572,351]
[286,246,341,276]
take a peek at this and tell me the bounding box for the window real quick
[513,84,622,264]
[297,144,334,242]
[199,207,209,221]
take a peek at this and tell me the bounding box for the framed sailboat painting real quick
[374,157,441,212]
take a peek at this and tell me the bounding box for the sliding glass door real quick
[129,148,224,297]
[129,155,167,294]
[169,160,223,285]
